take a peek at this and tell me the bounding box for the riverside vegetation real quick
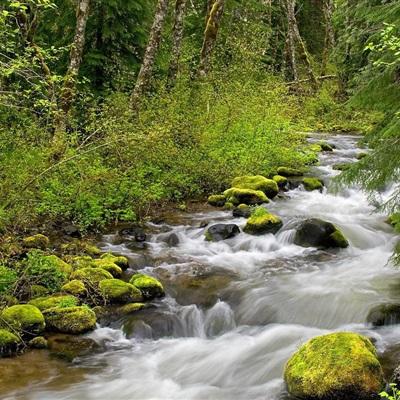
[0,0,399,399]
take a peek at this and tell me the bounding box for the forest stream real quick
[1,132,399,400]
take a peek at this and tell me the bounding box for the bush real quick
[0,265,17,294]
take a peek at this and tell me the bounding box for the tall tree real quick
[198,0,225,77]
[131,0,169,111]
[168,0,187,85]
[321,0,335,75]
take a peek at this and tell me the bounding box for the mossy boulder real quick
[302,177,324,191]
[99,253,129,269]
[357,152,368,160]
[29,295,79,311]
[223,201,234,210]
[117,303,146,316]
[207,195,226,207]
[387,213,400,232]
[129,274,165,300]
[284,332,385,400]
[223,188,268,206]
[61,280,87,296]
[1,305,45,336]
[93,259,123,278]
[205,224,240,242]
[99,279,143,304]
[22,234,49,250]
[28,336,48,349]
[60,241,101,256]
[0,329,21,356]
[43,306,96,334]
[232,204,252,218]
[333,162,351,171]
[277,167,304,177]
[71,267,113,284]
[231,175,279,199]
[318,141,334,152]
[367,303,400,327]
[294,219,349,249]
[47,334,99,361]
[30,284,50,298]
[44,255,72,276]
[70,255,94,269]
[243,208,283,235]
[272,175,288,189]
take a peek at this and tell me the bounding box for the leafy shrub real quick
[380,383,400,400]
[0,265,17,294]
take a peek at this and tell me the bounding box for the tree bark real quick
[131,0,170,111]
[59,0,91,116]
[198,0,225,78]
[321,0,335,75]
[168,0,187,86]
[285,0,318,90]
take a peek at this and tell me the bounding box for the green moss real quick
[387,213,400,233]
[60,241,101,256]
[333,162,351,171]
[231,175,279,199]
[30,284,50,298]
[129,273,165,300]
[70,255,95,270]
[356,152,367,160]
[29,295,79,311]
[272,175,288,188]
[0,265,17,294]
[43,306,96,334]
[117,303,146,316]
[93,259,123,277]
[22,234,49,249]
[99,279,143,304]
[0,328,21,354]
[318,141,334,152]
[330,229,349,248]
[224,202,234,210]
[100,253,129,269]
[310,143,323,153]
[28,336,48,349]
[61,280,87,296]
[284,332,385,399]
[207,195,226,207]
[223,188,269,206]
[277,167,304,177]
[302,177,324,191]
[45,255,72,276]
[71,267,113,284]
[1,304,45,336]
[243,207,283,235]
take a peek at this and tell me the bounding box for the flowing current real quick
[2,134,399,400]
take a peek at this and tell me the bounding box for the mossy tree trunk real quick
[285,0,318,90]
[55,0,91,145]
[321,0,335,75]
[131,0,170,112]
[168,0,187,86]
[198,0,225,78]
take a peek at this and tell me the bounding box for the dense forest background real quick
[0,0,399,236]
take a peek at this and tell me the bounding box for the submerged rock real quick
[164,232,180,247]
[205,224,240,242]
[47,334,99,361]
[272,175,288,189]
[231,175,279,199]
[43,306,96,334]
[243,208,282,235]
[367,303,400,327]
[302,177,324,191]
[129,274,165,300]
[333,162,351,171]
[99,279,143,304]
[223,188,268,206]
[28,336,48,349]
[232,204,252,218]
[294,218,349,249]
[318,141,334,152]
[207,195,226,207]
[284,332,385,400]
[1,305,45,337]
[119,227,147,242]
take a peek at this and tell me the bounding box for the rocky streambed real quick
[0,133,399,400]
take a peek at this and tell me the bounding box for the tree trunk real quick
[286,0,318,90]
[168,0,187,86]
[59,0,91,117]
[321,0,335,75]
[131,0,169,111]
[198,0,225,78]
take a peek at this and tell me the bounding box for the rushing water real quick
[2,134,400,400]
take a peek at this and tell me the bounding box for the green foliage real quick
[0,265,17,294]
[380,384,400,400]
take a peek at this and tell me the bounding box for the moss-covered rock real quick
[117,303,146,316]
[129,274,165,300]
[29,295,79,311]
[22,234,49,249]
[60,241,101,256]
[93,259,123,277]
[294,218,349,249]
[44,255,73,276]
[223,188,268,206]
[272,175,288,189]
[310,143,323,153]
[333,162,351,171]
[243,208,283,235]
[61,280,87,296]
[71,267,113,284]
[367,303,400,327]
[1,305,45,336]
[43,306,96,334]
[207,194,226,207]
[30,285,50,298]
[99,253,129,269]
[205,224,240,242]
[356,152,367,160]
[284,332,385,400]
[70,255,94,270]
[99,279,143,304]
[0,329,21,356]
[302,177,324,191]
[231,175,279,199]
[387,213,400,233]
[318,141,334,152]
[47,334,99,361]
[223,201,234,210]
[232,204,252,218]
[277,167,304,177]
[28,336,48,349]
